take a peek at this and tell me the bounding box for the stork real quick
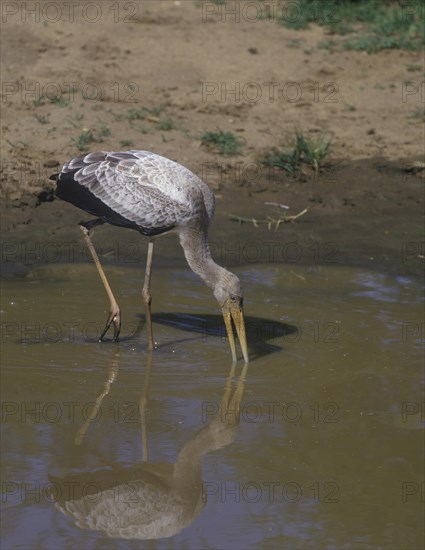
[51,150,248,363]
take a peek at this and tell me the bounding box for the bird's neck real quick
[178,225,226,291]
[173,419,231,491]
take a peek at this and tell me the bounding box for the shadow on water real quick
[2,263,424,548]
[10,312,297,360]
[48,349,249,540]
[149,313,298,359]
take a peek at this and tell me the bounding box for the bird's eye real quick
[230,295,238,303]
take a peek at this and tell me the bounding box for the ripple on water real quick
[1,263,423,549]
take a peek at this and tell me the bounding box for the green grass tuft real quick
[120,139,134,147]
[408,107,425,122]
[261,131,331,174]
[71,130,96,152]
[278,0,424,52]
[201,130,245,157]
[124,107,147,121]
[71,122,112,151]
[34,114,49,124]
[157,118,175,131]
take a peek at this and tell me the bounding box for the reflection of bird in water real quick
[50,353,248,540]
[51,150,248,362]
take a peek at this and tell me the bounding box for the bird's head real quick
[214,271,249,364]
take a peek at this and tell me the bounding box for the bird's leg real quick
[74,349,119,445]
[138,353,153,462]
[142,239,155,351]
[79,220,121,342]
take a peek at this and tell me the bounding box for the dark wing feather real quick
[56,169,170,235]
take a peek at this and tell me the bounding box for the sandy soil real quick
[0,0,423,275]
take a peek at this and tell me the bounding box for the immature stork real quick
[52,150,248,363]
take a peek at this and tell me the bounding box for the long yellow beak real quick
[222,302,249,363]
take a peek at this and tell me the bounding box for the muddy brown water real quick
[1,259,423,549]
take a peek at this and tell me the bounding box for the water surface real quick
[1,264,423,549]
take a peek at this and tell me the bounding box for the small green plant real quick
[406,64,422,72]
[201,130,245,157]
[408,107,425,121]
[33,97,45,107]
[149,104,166,117]
[286,39,303,48]
[98,123,111,138]
[318,39,338,51]
[35,114,49,124]
[138,124,150,134]
[71,130,95,151]
[157,118,175,131]
[66,113,84,128]
[124,107,147,121]
[48,96,69,107]
[71,122,111,151]
[261,131,331,174]
[120,139,134,147]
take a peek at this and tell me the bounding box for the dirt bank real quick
[0,1,423,277]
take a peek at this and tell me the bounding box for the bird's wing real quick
[59,151,207,231]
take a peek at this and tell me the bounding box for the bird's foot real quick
[99,305,121,342]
